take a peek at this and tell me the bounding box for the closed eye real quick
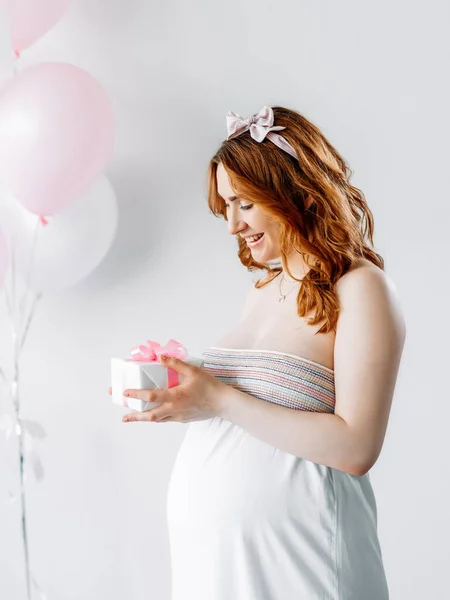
[223,203,254,211]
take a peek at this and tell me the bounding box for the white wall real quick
[0,1,449,598]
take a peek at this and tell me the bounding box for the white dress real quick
[166,347,390,600]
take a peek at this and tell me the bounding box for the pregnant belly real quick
[166,418,336,537]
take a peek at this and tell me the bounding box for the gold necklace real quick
[278,272,299,302]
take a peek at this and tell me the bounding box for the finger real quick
[108,386,112,395]
[158,354,194,376]
[122,407,170,423]
[123,388,165,403]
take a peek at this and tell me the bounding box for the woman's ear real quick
[305,195,314,209]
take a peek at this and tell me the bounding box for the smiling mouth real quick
[246,233,265,246]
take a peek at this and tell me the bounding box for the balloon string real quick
[20,292,42,351]
[6,234,32,600]
[4,226,46,600]
[19,217,43,349]
[0,40,47,600]
[2,103,45,600]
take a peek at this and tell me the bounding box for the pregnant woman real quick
[120,105,406,599]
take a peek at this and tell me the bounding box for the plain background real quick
[0,1,448,598]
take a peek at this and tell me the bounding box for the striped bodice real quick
[201,346,335,413]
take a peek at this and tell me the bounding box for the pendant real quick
[279,295,286,302]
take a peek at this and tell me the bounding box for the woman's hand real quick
[108,354,230,423]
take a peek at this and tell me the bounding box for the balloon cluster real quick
[0,2,118,292]
[0,4,117,599]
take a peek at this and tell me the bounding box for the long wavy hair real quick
[206,105,384,334]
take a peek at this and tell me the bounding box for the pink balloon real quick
[0,0,71,53]
[0,62,115,216]
[0,225,9,288]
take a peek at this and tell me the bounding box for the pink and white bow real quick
[226,105,297,159]
[127,339,188,362]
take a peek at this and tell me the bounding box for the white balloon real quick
[0,174,118,292]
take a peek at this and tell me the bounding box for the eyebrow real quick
[225,195,240,202]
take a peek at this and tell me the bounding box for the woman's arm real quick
[218,266,406,476]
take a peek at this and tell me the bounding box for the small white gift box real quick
[111,339,204,412]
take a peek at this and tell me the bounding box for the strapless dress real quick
[166,346,389,600]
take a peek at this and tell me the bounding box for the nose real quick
[227,212,248,236]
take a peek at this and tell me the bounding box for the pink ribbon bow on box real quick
[126,339,188,389]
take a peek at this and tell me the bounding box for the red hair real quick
[207,105,384,334]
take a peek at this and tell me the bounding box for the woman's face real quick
[216,163,282,262]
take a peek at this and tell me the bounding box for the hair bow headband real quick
[226,105,297,159]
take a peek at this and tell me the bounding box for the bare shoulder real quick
[336,258,406,335]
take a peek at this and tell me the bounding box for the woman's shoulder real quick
[336,257,394,293]
[340,257,382,277]
[336,258,406,337]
